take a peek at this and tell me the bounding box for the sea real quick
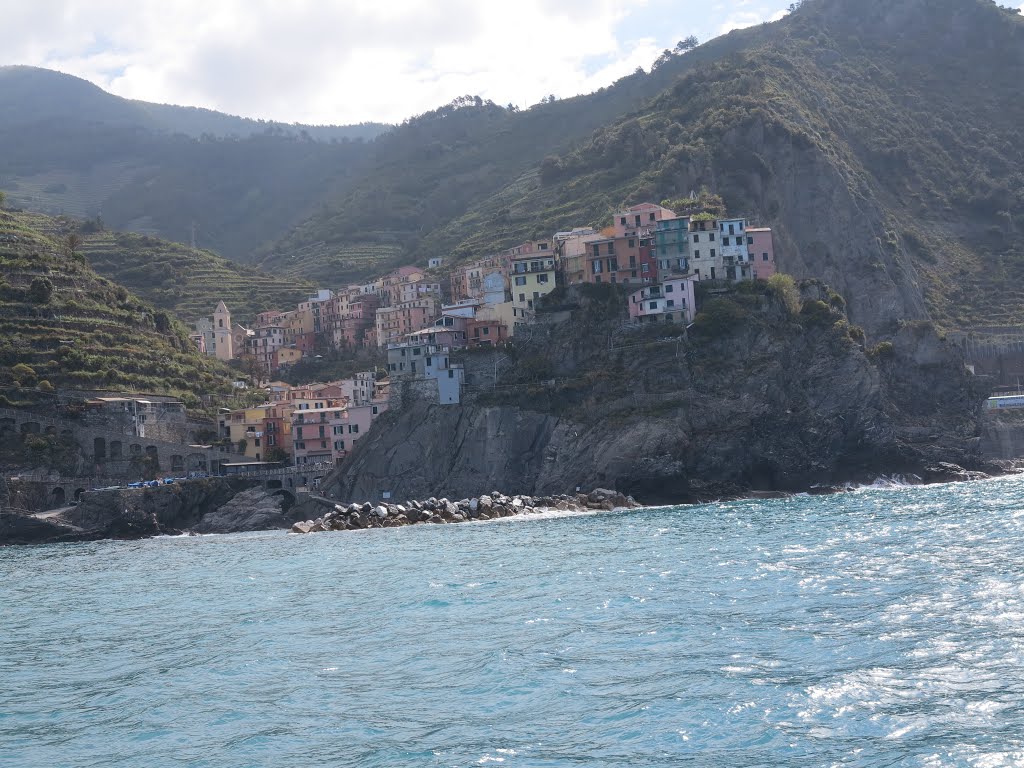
[3,476,1024,767]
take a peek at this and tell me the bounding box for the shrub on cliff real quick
[766,274,800,315]
[693,298,749,338]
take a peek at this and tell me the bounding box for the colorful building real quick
[510,251,557,311]
[747,228,777,279]
[628,275,698,325]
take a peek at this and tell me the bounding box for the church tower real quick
[213,301,234,361]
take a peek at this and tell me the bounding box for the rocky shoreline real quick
[290,488,640,534]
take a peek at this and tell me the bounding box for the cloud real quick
[0,0,785,125]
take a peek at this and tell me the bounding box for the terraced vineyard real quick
[0,208,240,406]
[258,239,407,286]
[18,212,313,323]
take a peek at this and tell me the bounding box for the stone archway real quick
[171,455,184,473]
[266,479,282,490]
[271,489,297,511]
[21,422,40,434]
[51,487,66,507]
[93,437,106,460]
[74,488,86,501]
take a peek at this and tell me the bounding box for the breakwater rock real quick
[290,488,639,535]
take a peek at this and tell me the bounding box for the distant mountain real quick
[0,66,389,140]
[0,66,384,262]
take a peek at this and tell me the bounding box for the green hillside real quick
[0,207,240,406]
[0,66,375,261]
[17,212,314,323]
[268,0,1024,335]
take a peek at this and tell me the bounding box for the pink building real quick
[585,235,658,285]
[628,275,698,325]
[612,203,676,239]
[747,228,777,279]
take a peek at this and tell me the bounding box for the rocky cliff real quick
[324,283,993,505]
[0,479,295,545]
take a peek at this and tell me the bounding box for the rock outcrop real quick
[0,478,281,546]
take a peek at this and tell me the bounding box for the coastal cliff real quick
[324,282,992,505]
[0,479,295,545]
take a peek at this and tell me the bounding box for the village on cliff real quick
[192,200,777,481]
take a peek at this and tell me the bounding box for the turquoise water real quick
[4,478,1024,767]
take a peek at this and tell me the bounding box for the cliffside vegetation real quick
[0,208,240,406]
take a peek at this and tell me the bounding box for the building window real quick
[641,263,649,273]
[763,253,770,261]
[649,212,656,221]
[667,300,675,308]
[694,250,700,258]
[483,327,490,335]
[748,236,754,245]
[592,244,601,257]
[693,234,699,243]
[711,249,716,258]
[537,273,549,284]
[709,233,715,242]
[519,293,526,302]
[620,217,627,226]
[665,284,674,293]
[729,224,735,235]
[592,261,603,274]
[515,276,527,286]
[606,243,615,255]
[723,237,730,246]
[448,370,455,379]
[710,267,716,280]
[628,239,635,248]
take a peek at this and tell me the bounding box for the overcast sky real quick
[5,1,1022,126]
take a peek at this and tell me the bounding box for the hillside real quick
[15,212,314,323]
[0,207,240,406]
[269,0,1024,336]
[0,66,376,261]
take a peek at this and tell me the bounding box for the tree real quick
[675,36,699,53]
[64,233,82,260]
[154,311,172,333]
[28,277,53,304]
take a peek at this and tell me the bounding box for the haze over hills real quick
[1,0,1022,335]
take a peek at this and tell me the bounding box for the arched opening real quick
[93,437,106,460]
[271,489,297,511]
[21,422,41,434]
[110,440,123,459]
[0,417,15,433]
[266,479,282,490]
[45,425,57,436]
[60,429,74,441]
[51,487,66,507]
[145,446,160,466]
[171,455,184,473]
[74,488,86,501]
[130,443,143,456]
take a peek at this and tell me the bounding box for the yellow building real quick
[510,253,557,312]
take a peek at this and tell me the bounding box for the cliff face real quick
[325,284,992,505]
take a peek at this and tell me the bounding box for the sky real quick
[0,0,801,126]
[5,1,1021,126]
